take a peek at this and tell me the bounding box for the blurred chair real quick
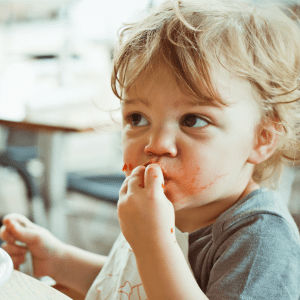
[0,146,39,212]
[0,128,40,223]
[0,128,124,227]
[67,173,124,204]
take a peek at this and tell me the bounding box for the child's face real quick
[121,61,260,215]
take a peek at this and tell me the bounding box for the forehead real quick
[122,60,259,114]
[122,61,219,108]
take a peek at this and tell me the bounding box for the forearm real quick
[135,240,208,300]
[53,243,108,295]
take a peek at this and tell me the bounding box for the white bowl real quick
[0,248,13,287]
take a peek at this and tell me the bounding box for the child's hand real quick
[118,164,176,253]
[0,213,64,279]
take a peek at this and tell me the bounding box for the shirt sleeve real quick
[206,214,300,300]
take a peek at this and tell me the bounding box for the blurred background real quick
[0,1,299,297]
[0,0,168,257]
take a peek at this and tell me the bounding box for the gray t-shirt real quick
[188,188,300,300]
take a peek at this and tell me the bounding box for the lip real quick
[143,161,169,180]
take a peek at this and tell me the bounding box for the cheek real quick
[165,157,228,203]
[122,138,143,177]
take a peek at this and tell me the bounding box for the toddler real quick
[2,0,300,299]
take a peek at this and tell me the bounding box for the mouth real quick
[143,161,169,180]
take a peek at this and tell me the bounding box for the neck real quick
[175,180,260,233]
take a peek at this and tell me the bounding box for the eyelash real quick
[125,113,210,128]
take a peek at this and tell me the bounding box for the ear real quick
[247,119,280,165]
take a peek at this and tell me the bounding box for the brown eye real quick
[182,115,208,128]
[131,113,141,125]
[129,113,149,126]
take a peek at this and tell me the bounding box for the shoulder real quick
[202,190,300,299]
[212,188,300,247]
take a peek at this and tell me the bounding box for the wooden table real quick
[0,101,115,241]
[0,270,72,299]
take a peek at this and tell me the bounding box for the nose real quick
[144,126,177,157]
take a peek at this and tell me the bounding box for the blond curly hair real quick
[111,0,300,188]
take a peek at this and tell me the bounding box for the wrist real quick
[50,241,69,282]
[132,232,177,260]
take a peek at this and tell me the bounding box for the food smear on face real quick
[162,183,164,188]
[122,163,128,171]
[129,164,133,170]
[171,228,173,233]
[177,172,228,204]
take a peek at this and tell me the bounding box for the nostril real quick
[144,145,177,157]
[144,150,172,157]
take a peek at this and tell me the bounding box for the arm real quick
[0,213,108,296]
[54,244,108,295]
[118,164,208,300]
[134,239,208,300]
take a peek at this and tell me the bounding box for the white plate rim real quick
[0,247,13,287]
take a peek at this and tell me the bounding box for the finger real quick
[119,175,131,197]
[127,166,145,194]
[10,255,26,269]
[1,225,17,244]
[1,242,28,256]
[3,213,34,229]
[144,164,164,192]
[3,218,37,245]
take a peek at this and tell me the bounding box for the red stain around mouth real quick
[122,163,128,171]
[179,172,229,204]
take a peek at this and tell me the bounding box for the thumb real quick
[144,164,165,193]
[5,219,37,245]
